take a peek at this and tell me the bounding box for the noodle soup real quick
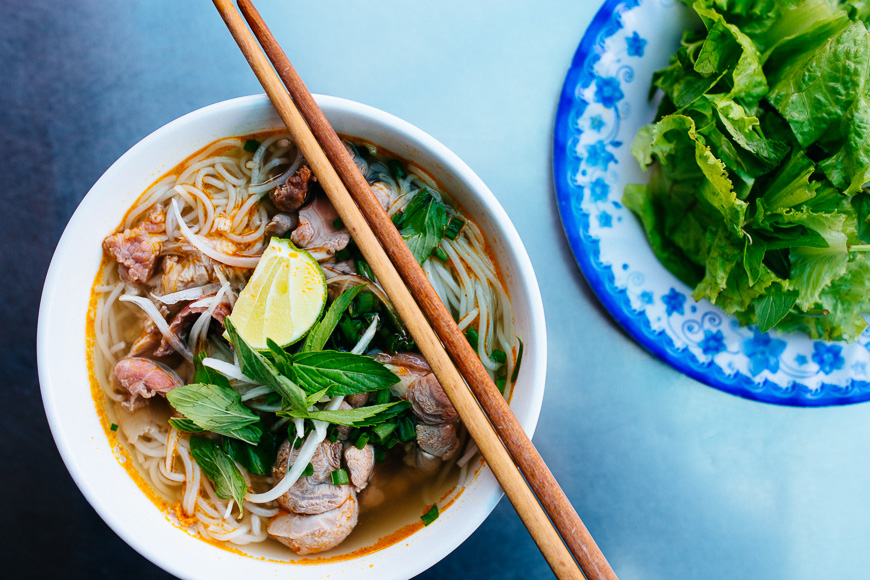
[89,130,517,560]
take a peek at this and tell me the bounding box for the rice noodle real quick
[153,283,221,305]
[170,199,261,268]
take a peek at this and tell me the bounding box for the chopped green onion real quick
[465,328,479,350]
[330,468,350,486]
[432,246,448,262]
[421,503,439,526]
[372,422,397,441]
[300,462,314,477]
[293,436,304,449]
[356,259,375,281]
[387,159,406,179]
[511,337,524,383]
[374,447,386,462]
[110,423,118,432]
[397,417,416,442]
[491,349,507,364]
[327,427,340,442]
[376,388,391,405]
[495,378,506,394]
[334,247,352,262]
[384,434,399,449]
[355,432,370,449]
[391,211,405,228]
[333,218,344,229]
[444,217,465,240]
[243,139,260,153]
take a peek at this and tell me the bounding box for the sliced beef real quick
[158,254,215,295]
[103,206,166,283]
[271,165,315,212]
[268,494,358,555]
[290,195,350,255]
[273,440,351,515]
[415,422,459,460]
[152,298,230,357]
[113,357,182,411]
[344,444,375,492]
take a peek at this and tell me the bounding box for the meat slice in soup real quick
[102,206,166,283]
[271,164,315,212]
[268,494,359,555]
[158,254,214,295]
[152,297,230,357]
[290,195,350,256]
[274,440,352,515]
[344,444,375,492]
[376,353,458,424]
[415,422,460,460]
[113,357,182,411]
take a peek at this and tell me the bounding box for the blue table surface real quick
[6,1,870,579]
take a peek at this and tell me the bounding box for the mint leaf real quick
[400,189,449,264]
[189,436,247,515]
[224,318,307,413]
[221,433,277,477]
[166,383,262,445]
[278,400,411,427]
[167,417,205,434]
[754,290,798,332]
[289,350,399,396]
[303,286,365,352]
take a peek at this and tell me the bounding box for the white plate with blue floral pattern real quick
[554,0,870,406]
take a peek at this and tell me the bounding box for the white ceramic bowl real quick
[38,94,546,579]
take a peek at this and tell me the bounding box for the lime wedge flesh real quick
[227,237,327,349]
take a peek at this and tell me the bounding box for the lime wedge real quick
[227,237,327,349]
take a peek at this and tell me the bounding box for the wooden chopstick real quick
[212,1,604,578]
[236,2,619,579]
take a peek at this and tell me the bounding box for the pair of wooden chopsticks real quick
[212,1,618,578]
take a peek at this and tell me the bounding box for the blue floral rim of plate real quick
[553,0,870,406]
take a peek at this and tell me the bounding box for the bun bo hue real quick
[88,131,520,558]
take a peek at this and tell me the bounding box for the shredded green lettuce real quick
[626,0,870,341]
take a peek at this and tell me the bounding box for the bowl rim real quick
[37,93,547,579]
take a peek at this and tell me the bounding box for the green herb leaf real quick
[303,286,365,353]
[224,318,308,413]
[289,350,399,396]
[193,353,231,389]
[166,383,262,445]
[221,433,277,476]
[278,400,410,427]
[167,417,205,434]
[400,189,450,264]
[421,503,439,526]
[189,436,247,515]
[305,386,332,407]
[754,290,799,333]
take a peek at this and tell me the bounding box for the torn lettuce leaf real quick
[624,0,870,341]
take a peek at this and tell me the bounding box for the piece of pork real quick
[268,494,358,555]
[345,392,369,408]
[103,206,166,283]
[344,444,375,492]
[273,440,351,515]
[264,212,300,238]
[113,357,182,411]
[271,165,315,213]
[152,298,230,357]
[415,422,459,460]
[374,353,457,425]
[290,195,350,256]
